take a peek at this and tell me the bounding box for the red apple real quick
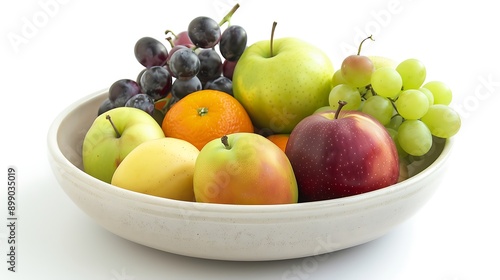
[285,101,399,202]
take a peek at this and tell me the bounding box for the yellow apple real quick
[111,137,199,201]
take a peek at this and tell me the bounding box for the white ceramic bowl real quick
[47,89,453,261]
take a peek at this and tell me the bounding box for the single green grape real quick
[340,35,376,88]
[423,81,452,105]
[386,114,404,131]
[341,55,375,88]
[361,95,393,125]
[332,69,347,88]
[421,104,461,138]
[313,105,334,114]
[395,89,429,120]
[397,120,432,156]
[371,67,403,99]
[396,58,426,89]
[418,87,434,107]
[386,127,408,158]
[328,84,362,110]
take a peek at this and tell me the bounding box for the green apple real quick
[82,106,165,183]
[111,137,199,201]
[193,132,298,205]
[233,35,334,134]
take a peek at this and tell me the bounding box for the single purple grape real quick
[171,76,202,99]
[219,25,247,61]
[124,93,155,115]
[188,16,221,48]
[205,76,233,96]
[134,37,169,68]
[108,79,141,107]
[140,66,173,101]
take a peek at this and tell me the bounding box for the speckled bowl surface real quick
[47,89,453,261]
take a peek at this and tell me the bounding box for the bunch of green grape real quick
[329,55,461,157]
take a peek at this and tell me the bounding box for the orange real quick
[155,99,167,111]
[154,93,173,111]
[162,89,254,150]
[266,134,290,153]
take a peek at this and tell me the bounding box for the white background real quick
[1,0,499,279]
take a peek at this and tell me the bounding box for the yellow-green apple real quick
[233,25,334,134]
[285,101,399,202]
[193,132,298,204]
[82,107,165,183]
[111,137,199,201]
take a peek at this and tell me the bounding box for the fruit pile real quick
[330,36,460,157]
[97,4,245,122]
[81,4,460,205]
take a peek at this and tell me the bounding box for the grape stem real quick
[155,96,177,114]
[357,35,374,55]
[106,115,121,138]
[165,36,174,48]
[388,97,400,115]
[164,30,178,48]
[165,30,177,37]
[218,3,240,26]
[335,100,348,119]
[366,85,404,120]
[270,21,278,57]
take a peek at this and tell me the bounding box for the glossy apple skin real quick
[111,137,199,201]
[82,107,165,183]
[193,132,298,205]
[233,37,334,134]
[285,111,399,202]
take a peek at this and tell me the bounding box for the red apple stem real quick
[335,100,348,119]
[357,35,374,55]
[221,135,230,149]
[218,3,240,26]
[106,115,121,138]
[270,21,277,57]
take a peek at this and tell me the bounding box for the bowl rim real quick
[47,88,454,215]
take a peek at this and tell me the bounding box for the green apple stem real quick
[106,115,121,138]
[270,21,277,57]
[357,35,374,55]
[335,100,348,119]
[218,3,240,26]
[221,135,231,150]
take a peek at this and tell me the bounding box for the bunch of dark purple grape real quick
[97,4,246,122]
